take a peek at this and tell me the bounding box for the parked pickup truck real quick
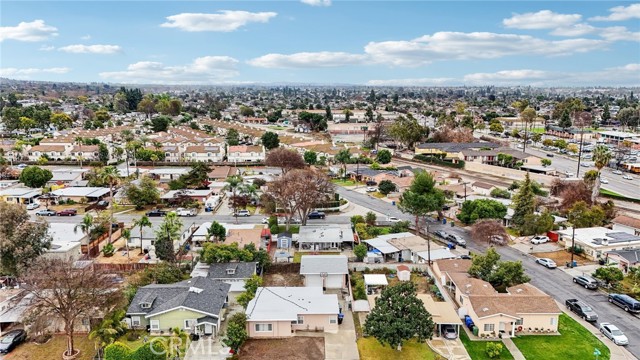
[174,208,197,217]
[565,299,599,322]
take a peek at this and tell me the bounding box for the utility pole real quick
[570,226,576,267]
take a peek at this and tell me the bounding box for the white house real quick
[183,145,225,163]
[557,227,640,260]
[227,145,265,163]
[44,223,86,261]
[300,255,348,289]
[611,215,640,236]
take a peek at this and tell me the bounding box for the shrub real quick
[485,342,503,358]
[102,243,115,257]
[104,342,132,360]
[354,278,367,300]
[351,215,365,224]
[269,224,279,235]
[490,188,511,199]
[414,154,465,169]
[133,339,167,360]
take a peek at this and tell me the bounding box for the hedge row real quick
[413,155,465,169]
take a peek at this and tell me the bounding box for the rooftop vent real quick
[482,307,489,312]
[189,287,203,294]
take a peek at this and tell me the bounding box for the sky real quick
[1,1,639,86]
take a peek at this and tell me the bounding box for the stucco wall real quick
[247,320,292,338]
[291,314,339,333]
[464,162,555,186]
[149,308,216,333]
[248,314,338,338]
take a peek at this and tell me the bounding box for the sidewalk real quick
[501,338,526,360]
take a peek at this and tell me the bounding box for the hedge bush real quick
[414,154,465,169]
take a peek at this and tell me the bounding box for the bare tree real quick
[265,148,306,175]
[22,258,122,359]
[471,220,508,246]
[267,169,334,228]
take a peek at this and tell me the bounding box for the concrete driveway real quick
[324,298,359,360]
[428,337,471,360]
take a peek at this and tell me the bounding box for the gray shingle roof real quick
[206,262,257,280]
[127,277,230,318]
[416,142,500,151]
[300,255,348,275]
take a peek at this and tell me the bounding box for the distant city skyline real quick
[1,1,639,86]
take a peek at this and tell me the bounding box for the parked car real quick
[536,258,557,269]
[386,216,401,223]
[234,210,251,217]
[442,324,457,339]
[599,323,629,346]
[365,186,377,192]
[458,254,472,260]
[0,329,26,354]
[26,202,40,210]
[261,217,270,224]
[96,200,109,209]
[573,275,598,289]
[35,209,57,216]
[613,170,623,175]
[146,209,167,217]
[434,230,448,238]
[57,209,77,216]
[565,299,599,322]
[16,163,27,169]
[446,234,466,248]
[308,211,326,220]
[365,180,377,186]
[608,294,640,313]
[546,153,554,157]
[175,207,197,217]
[600,177,609,184]
[622,175,634,180]
[530,235,550,244]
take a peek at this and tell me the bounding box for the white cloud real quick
[0,67,70,78]
[590,4,640,21]
[58,44,122,54]
[0,20,58,42]
[599,26,640,42]
[99,56,239,84]
[367,77,457,86]
[39,45,55,51]
[464,69,556,83]
[551,24,596,37]
[160,11,277,32]
[503,10,582,30]
[248,51,368,68]
[81,34,91,40]
[301,0,331,6]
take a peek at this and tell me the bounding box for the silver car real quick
[536,258,557,269]
[599,323,629,346]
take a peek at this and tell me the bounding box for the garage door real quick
[306,275,323,287]
[326,275,343,289]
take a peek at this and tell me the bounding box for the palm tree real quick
[591,145,613,203]
[152,141,163,152]
[75,136,84,168]
[122,228,131,260]
[224,175,243,223]
[133,215,152,254]
[88,309,127,348]
[75,214,95,255]
[99,166,119,245]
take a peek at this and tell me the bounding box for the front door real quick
[204,324,213,335]
[499,322,506,332]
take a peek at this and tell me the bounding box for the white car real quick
[564,171,573,176]
[536,258,557,269]
[516,144,523,149]
[622,175,633,180]
[613,170,623,175]
[26,202,40,210]
[530,236,550,244]
[174,207,197,217]
[599,323,629,346]
[387,216,401,223]
[234,210,251,217]
[600,177,609,184]
[261,217,270,224]
[16,163,27,169]
[366,186,377,192]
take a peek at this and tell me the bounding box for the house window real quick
[459,295,463,304]
[515,318,523,326]
[131,316,141,327]
[484,324,494,332]
[255,323,272,332]
[297,315,304,325]
[184,319,195,329]
[82,318,90,326]
[329,316,337,324]
[150,320,160,331]
[550,317,556,326]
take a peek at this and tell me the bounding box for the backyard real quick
[6,335,96,360]
[293,251,340,263]
[263,272,305,286]
[512,314,610,360]
[459,329,514,360]
[357,337,438,360]
[240,337,325,360]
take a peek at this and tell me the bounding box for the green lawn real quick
[331,179,360,186]
[277,225,300,234]
[357,337,437,360]
[268,125,287,130]
[600,188,640,203]
[371,192,386,198]
[531,127,546,134]
[512,314,610,360]
[293,251,341,263]
[460,329,514,360]
[9,335,97,360]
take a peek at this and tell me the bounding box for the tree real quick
[23,257,121,359]
[131,216,152,255]
[489,261,530,290]
[377,180,396,195]
[98,143,110,164]
[602,103,611,124]
[207,221,226,242]
[99,166,119,245]
[224,175,244,223]
[74,214,94,244]
[486,342,504,359]
[261,131,280,150]
[388,114,428,149]
[511,172,536,229]
[50,112,73,129]
[89,309,127,348]
[365,211,377,226]
[541,158,552,167]
[335,149,352,179]
[124,176,160,209]
[591,145,612,203]
[0,203,51,276]
[18,166,52,188]
[519,211,554,236]
[489,121,504,133]
[594,266,624,286]
[520,107,537,152]
[224,313,248,353]
[154,213,182,262]
[376,149,392,164]
[137,95,156,119]
[457,199,508,225]
[542,139,554,147]
[150,115,171,132]
[239,105,255,117]
[567,201,606,228]
[364,282,434,350]
[354,243,367,261]
[237,275,263,308]
[558,109,572,129]
[226,128,240,146]
[471,220,508,246]
[304,150,318,165]
[265,147,306,174]
[469,248,501,281]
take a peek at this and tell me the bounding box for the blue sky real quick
[1,1,639,86]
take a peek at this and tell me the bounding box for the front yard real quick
[240,337,325,360]
[459,330,514,360]
[531,250,595,267]
[512,314,610,360]
[6,335,96,360]
[293,251,341,263]
[357,337,438,360]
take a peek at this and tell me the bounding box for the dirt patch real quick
[532,250,595,266]
[240,337,324,360]
[263,273,304,287]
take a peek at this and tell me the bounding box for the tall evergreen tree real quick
[511,172,536,229]
[558,109,572,129]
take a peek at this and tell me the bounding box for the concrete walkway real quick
[324,298,360,360]
[428,337,471,360]
[502,338,526,360]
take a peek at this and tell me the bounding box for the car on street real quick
[546,153,554,157]
[365,186,377,192]
[386,216,401,223]
[599,323,629,346]
[57,209,77,216]
[600,177,609,184]
[530,235,550,244]
[608,293,640,313]
[565,299,598,322]
[613,170,623,175]
[536,258,557,269]
[35,209,57,216]
[234,210,251,217]
[434,230,448,238]
[446,234,466,248]
[442,325,457,339]
[16,163,27,169]
[26,202,40,210]
[261,217,270,224]
[573,275,599,289]
[146,209,167,217]
[365,180,377,186]
[516,144,523,149]
[174,207,197,217]
[564,171,573,176]
[308,211,326,220]
[0,329,27,354]
[622,174,633,180]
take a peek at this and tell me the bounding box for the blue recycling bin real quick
[442,218,447,224]
[392,201,396,206]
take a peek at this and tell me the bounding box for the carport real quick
[363,274,388,295]
[417,294,462,338]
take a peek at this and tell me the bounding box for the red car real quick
[57,209,77,216]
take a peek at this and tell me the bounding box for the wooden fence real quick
[265,262,300,274]
[92,262,154,273]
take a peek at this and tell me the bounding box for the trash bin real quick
[451,221,455,227]
[338,313,344,325]
[392,201,396,206]
[442,218,447,225]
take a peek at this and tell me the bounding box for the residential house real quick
[191,262,257,304]
[126,277,231,336]
[128,221,198,252]
[226,228,264,250]
[556,227,640,260]
[415,142,500,162]
[364,232,453,263]
[162,189,217,205]
[471,182,497,196]
[51,187,110,203]
[300,255,348,289]
[0,289,27,336]
[597,131,640,144]
[227,145,265,163]
[208,166,237,181]
[70,145,99,162]
[0,145,24,162]
[245,287,339,338]
[44,223,86,261]
[148,168,190,182]
[183,145,225,163]
[611,215,640,236]
[371,172,413,192]
[606,250,640,273]
[0,187,41,205]
[297,224,355,251]
[27,145,68,161]
[47,170,87,187]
